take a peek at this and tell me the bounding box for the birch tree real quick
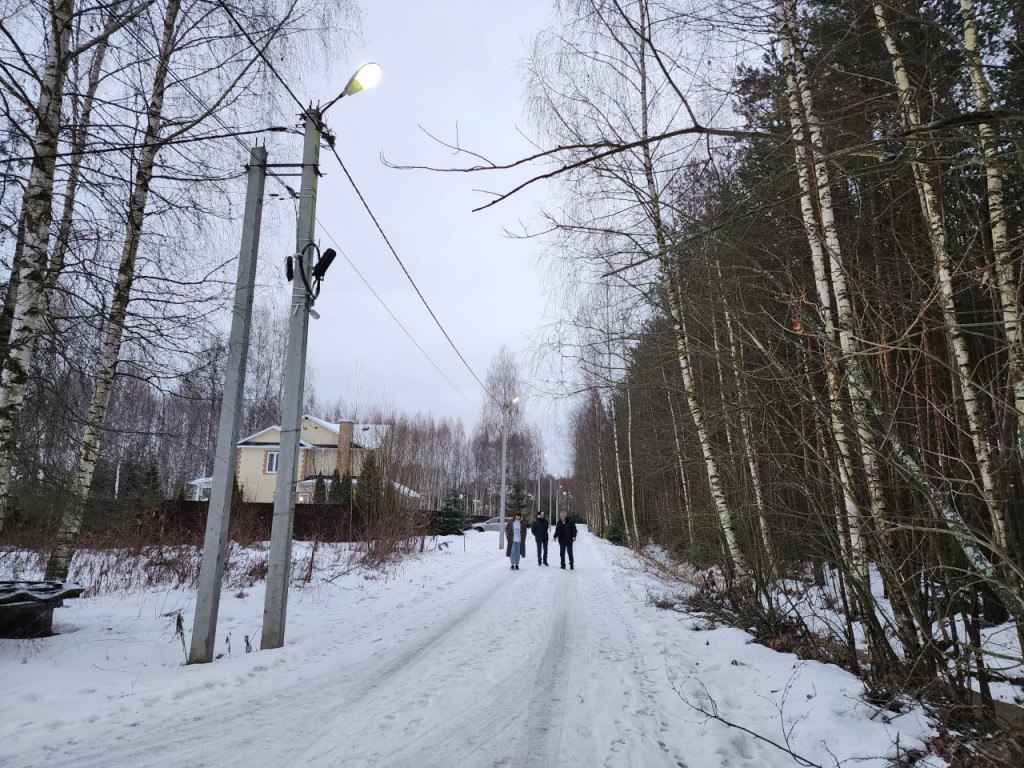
[36,0,350,576]
[0,0,153,530]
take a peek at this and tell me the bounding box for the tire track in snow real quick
[15,553,518,768]
[8,534,681,768]
[292,559,576,767]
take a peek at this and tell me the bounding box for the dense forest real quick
[529,0,1024,735]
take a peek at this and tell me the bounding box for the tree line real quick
[0,1,362,563]
[515,0,1024,727]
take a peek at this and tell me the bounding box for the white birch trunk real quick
[0,0,75,531]
[624,380,641,547]
[960,0,1024,452]
[781,8,910,673]
[669,300,749,576]
[46,0,181,580]
[608,394,632,547]
[594,398,611,536]
[663,369,694,550]
[873,2,1007,553]
[633,5,747,575]
[777,1,868,583]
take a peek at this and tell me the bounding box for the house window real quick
[266,451,279,474]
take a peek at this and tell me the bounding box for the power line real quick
[218,0,308,115]
[173,78,478,411]
[324,142,497,406]
[193,7,490,410]
[315,221,481,413]
[2,127,291,165]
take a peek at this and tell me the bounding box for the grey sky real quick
[252,1,569,472]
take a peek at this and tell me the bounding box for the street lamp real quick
[321,62,382,112]
[262,63,381,652]
[497,396,519,550]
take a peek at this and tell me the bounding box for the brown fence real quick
[138,501,373,544]
[2,500,442,549]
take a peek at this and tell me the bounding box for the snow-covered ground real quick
[1,530,941,767]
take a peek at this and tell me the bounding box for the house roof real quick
[237,438,316,449]
[305,415,340,433]
[344,477,422,498]
[392,481,421,499]
[237,416,389,450]
[303,417,389,450]
[236,424,280,445]
[352,424,388,450]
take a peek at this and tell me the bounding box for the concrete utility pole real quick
[189,146,267,664]
[257,62,378,651]
[497,404,510,550]
[536,469,540,515]
[262,111,320,651]
[496,397,518,550]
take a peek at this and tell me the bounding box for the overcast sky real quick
[249,1,571,472]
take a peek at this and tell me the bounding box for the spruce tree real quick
[356,452,385,525]
[328,468,343,504]
[313,474,327,504]
[338,473,353,507]
[438,488,467,535]
[509,482,528,514]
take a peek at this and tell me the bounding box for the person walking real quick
[553,511,577,570]
[505,511,526,570]
[531,511,550,566]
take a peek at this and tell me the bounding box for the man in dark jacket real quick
[552,511,577,570]
[531,511,550,566]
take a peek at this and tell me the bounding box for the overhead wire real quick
[216,2,493,410]
[10,0,485,416]
[323,142,498,407]
[315,221,480,412]
[217,1,309,116]
[1,127,291,165]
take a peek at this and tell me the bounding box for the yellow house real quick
[230,415,387,503]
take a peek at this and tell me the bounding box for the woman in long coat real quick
[505,511,526,570]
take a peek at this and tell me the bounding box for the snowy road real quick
[1,531,935,767]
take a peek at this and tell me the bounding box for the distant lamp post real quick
[497,396,519,550]
[261,62,381,652]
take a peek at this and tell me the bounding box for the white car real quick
[469,517,505,532]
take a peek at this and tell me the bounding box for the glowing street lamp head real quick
[343,62,382,97]
[320,62,382,116]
